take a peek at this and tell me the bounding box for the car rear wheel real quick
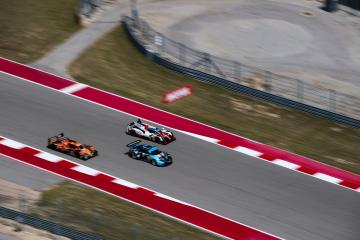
[130,152,140,160]
[157,137,165,144]
[151,160,157,166]
[47,144,55,149]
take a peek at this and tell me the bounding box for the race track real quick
[0,155,62,190]
[1,72,359,240]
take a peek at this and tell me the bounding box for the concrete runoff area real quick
[138,0,360,97]
[0,73,359,240]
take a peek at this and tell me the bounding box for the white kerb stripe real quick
[272,159,300,170]
[72,165,100,176]
[60,83,87,94]
[0,139,26,149]
[176,130,219,143]
[154,193,189,205]
[112,178,139,189]
[356,187,360,192]
[313,173,342,184]
[234,146,262,157]
[35,152,62,162]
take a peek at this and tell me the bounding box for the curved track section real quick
[0,66,359,239]
[0,135,280,240]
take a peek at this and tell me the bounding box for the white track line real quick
[234,146,262,157]
[313,173,342,184]
[176,130,220,143]
[60,83,87,94]
[72,165,100,176]
[0,139,26,149]
[112,178,139,189]
[35,152,62,162]
[272,159,300,170]
[154,193,190,205]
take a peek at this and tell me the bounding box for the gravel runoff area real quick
[137,0,360,98]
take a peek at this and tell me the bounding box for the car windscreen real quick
[150,149,161,155]
[148,127,160,134]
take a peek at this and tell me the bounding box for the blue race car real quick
[126,140,173,167]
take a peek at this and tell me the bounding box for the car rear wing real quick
[48,133,65,142]
[126,140,141,148]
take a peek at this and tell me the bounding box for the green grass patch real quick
[36,181,221,240]
[70,26,360,175]
[0,0,80,63]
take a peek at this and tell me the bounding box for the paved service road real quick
[0,72,359,240]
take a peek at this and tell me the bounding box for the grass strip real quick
[0,0,80,63]
[70,26,360,175]
[35,181,222,240]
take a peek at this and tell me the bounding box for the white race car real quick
[126,119,176,145]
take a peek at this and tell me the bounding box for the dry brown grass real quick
[0,0,80,63]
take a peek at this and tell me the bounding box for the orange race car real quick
[47,133,98,160]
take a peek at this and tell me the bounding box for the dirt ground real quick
[0,178,68,240]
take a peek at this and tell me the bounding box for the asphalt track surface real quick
[1,72,359,240]
[0,155,62,190]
